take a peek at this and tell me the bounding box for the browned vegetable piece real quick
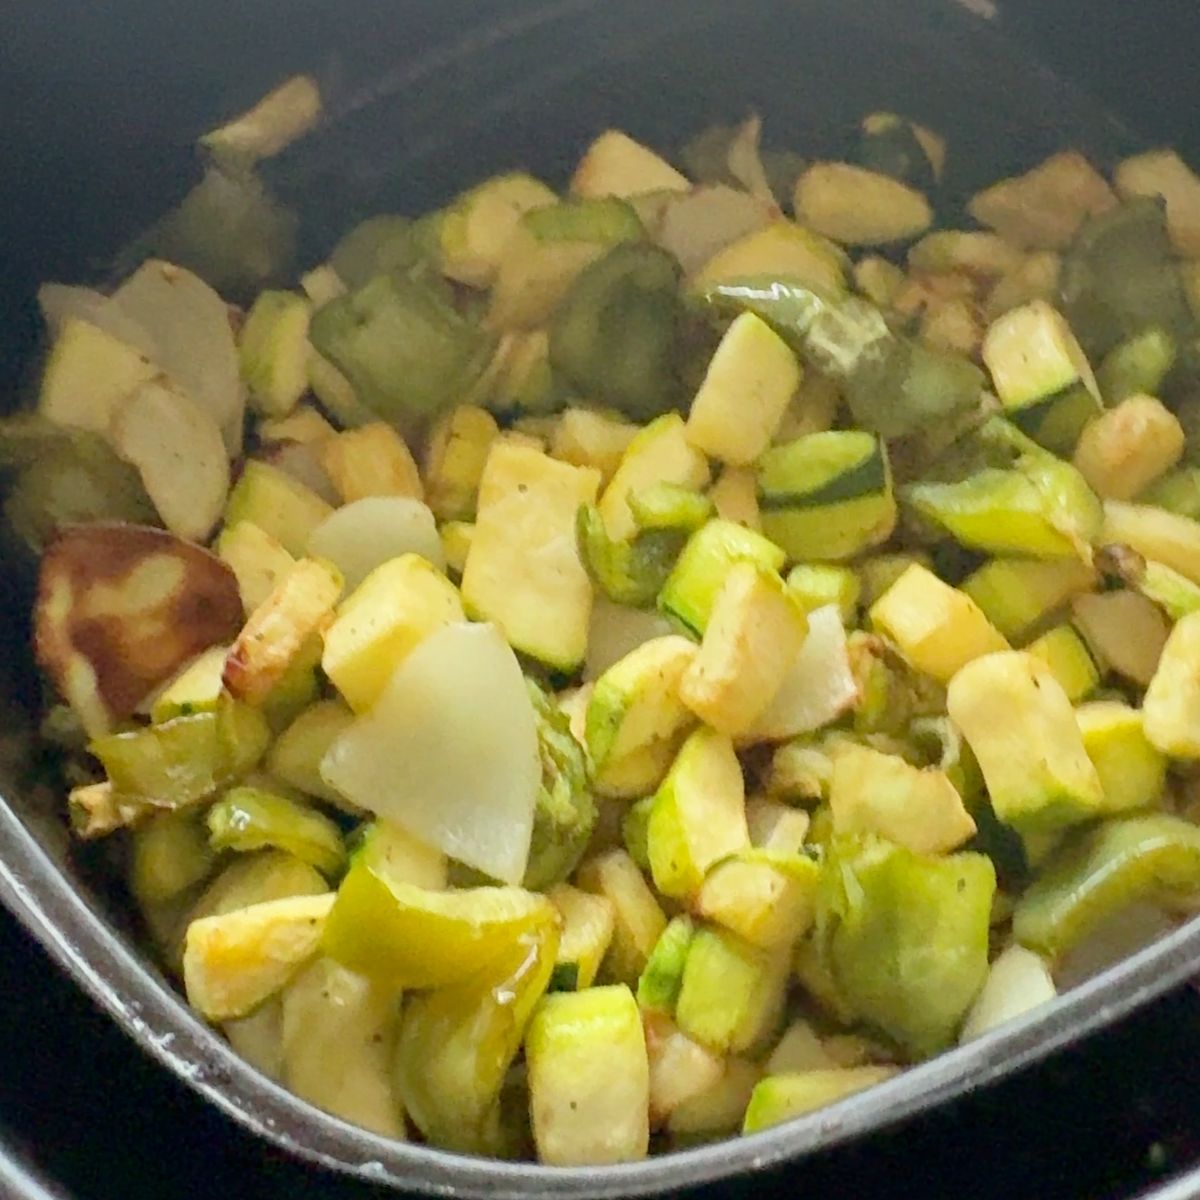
[34,523,244,735]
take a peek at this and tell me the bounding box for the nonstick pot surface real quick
[3,0,1200,1196]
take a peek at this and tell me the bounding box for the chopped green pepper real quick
[523,680,597,890]
[90,699,270,810]
[1013,814,1200,958]
[309,272,496,436]
[550,243,684,421]
[1059,198,1195,359]
[817,835,995,1058]
[206,786,346,878]
[394,914,559,1155]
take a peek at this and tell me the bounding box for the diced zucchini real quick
[620,795,655,872]
[354,819,447,891]
[1096,328,1178,407]
[548,884,615,991]
[637,915,696,1013]
[488,197,643,330]
[462,441,600,672]
[571,129,690,198]
[599,413,711,542]
[224,460,333,558]
[439,172,558,287]
[709,466,763,531]
[675,925,788,1055]
[224,999,284,1081]
[786,564,860,622]
[982,300,1100,453]
[585,635,697,781]
[322,553,463,712]
[745,797,811,854]
[946,651,1103,835]
[960,557,1095,641]
[742,1066,897,1133]
[667,1057,762,1139]
[267,700,357,809]
[678,563,809,736]
[820,836,995,1057]
[130,810,215,906]
[1143,610,1200,758]
[758,432,895,562]
[38,317,157,435]
[223,557,342,707]
[857,553,932,608]
[217,520,297,614]
[908,231,1024,279]
[1024,623,1099,702]
[576,849,668,986]
[299,264,345,307]
[647,727,749,899]
[1102,501,1200,587]
[550,408,640,485]
[280,956,404,1138]
[207,786,345,878]
[869,563,1009,684]
[906,449,1102,561]
[319,422,423,504]
[439,520,474,577]
[423,405,499,520]
[147,645,228,723]
[794,163,932,246]
[829,743,975,855]
[629,483,713,535]
[1075,701,1167,814]
[685,313,800,466]
[182,892,335,1021]
[1114,149,1200,258]
[1073,394,1184,501]
[1071,589,1169,687]
[968,151,1116,250]
[854,256,906,309]
[984,251,1062,320]
[526,985,650,1166]
[239,290,311,418]
[322,860,555,988]
[691,221,847,297]
[658,519,786,638]
[695,849,819,951]
[644,1016,725,1127]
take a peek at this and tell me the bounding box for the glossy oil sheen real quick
[2,1,1200,1196]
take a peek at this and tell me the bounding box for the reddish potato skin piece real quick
[35,522,243,728]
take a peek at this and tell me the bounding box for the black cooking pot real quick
[3,1,1200,1197]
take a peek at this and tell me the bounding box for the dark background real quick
[4,0,1200,1197]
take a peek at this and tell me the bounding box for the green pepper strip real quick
[695,277,983,439]
[1013,813,1200,958]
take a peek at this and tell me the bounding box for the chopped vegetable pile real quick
[12,75,1200,1165]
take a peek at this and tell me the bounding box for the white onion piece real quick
[321,622,540,885]
[655,185,774,276]
[307,497,445,591]
[584,598,676,682]
[726,114,777,205]
[38,283,155,350]
[111,260,243,456]
[110,379,230,541]
[741,605,859,742]
[959,945,1057,1043]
